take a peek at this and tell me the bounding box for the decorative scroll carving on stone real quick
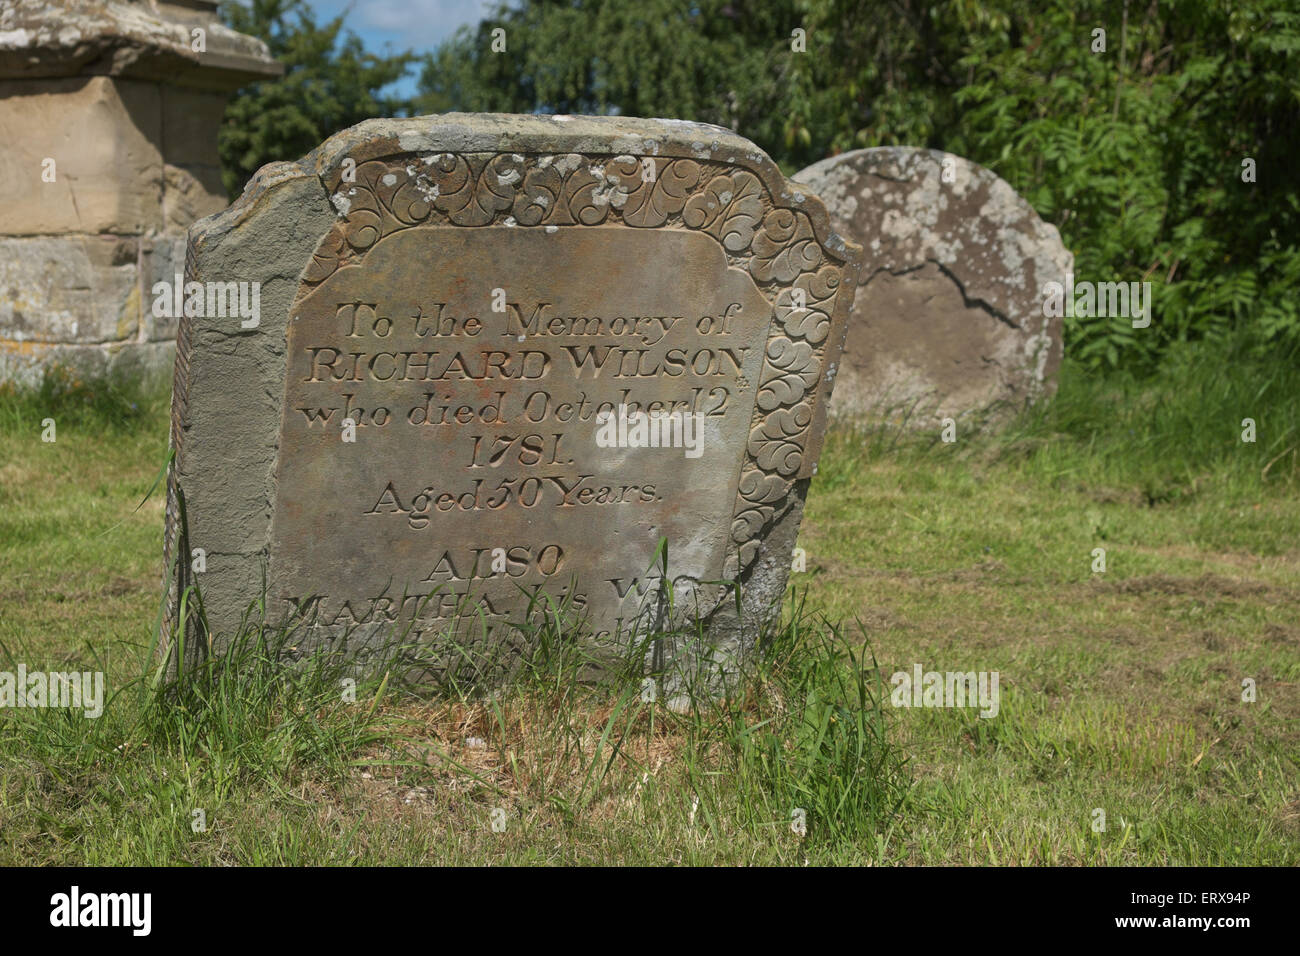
[298,150,844,579]
[164,115,861,690]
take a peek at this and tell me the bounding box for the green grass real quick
[0,343,1296,865]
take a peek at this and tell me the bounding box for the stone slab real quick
[793,147,1070,426]
[0,234,140,345]
[0,76,162,236]
[164,114,862,692]
[0,0,282,88]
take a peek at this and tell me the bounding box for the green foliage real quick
[216,0,416,197]
[421,0,1300,372]
[731,613,909,845]
[0,366,156,433]
[4,365,1297,864]
[946,0,1300,372]
[820,329,1300,497]
[417,0,801,152]
[1002,335,1300,495]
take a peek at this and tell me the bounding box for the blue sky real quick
[306,0,498,97]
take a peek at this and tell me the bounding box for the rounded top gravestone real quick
[793,147,1070,427]
[164,113,862,699]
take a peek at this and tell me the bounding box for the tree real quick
[217,0,416,197]
[421,0,1300,368]
[417,0,812,167]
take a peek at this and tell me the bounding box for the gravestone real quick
[164,114,861,694]
[793,147,1069,427]
[0,0,281,386]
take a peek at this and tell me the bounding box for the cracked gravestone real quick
[793,147,1069,427]
[164,113,861,695]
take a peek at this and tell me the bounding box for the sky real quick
[305,0,498,97]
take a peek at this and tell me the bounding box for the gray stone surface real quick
[0,0,281,87]
[165,114,862,699]
[793,147,1070,427]
[0,235,140,344]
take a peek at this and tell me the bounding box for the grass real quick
[0,340,1296,865]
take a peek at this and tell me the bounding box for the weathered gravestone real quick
[793,147,1069,427]
[164,114,861,693]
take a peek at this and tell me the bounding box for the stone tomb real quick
[793,147,1070,427]
[0,0,280,385]
[165,114,861,685]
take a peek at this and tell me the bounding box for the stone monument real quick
[164,114,861,695]
[793,147,1070,427]
[0,0,281,385]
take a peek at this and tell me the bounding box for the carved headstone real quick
[793,147,1069,426]
[165,114,860,694]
